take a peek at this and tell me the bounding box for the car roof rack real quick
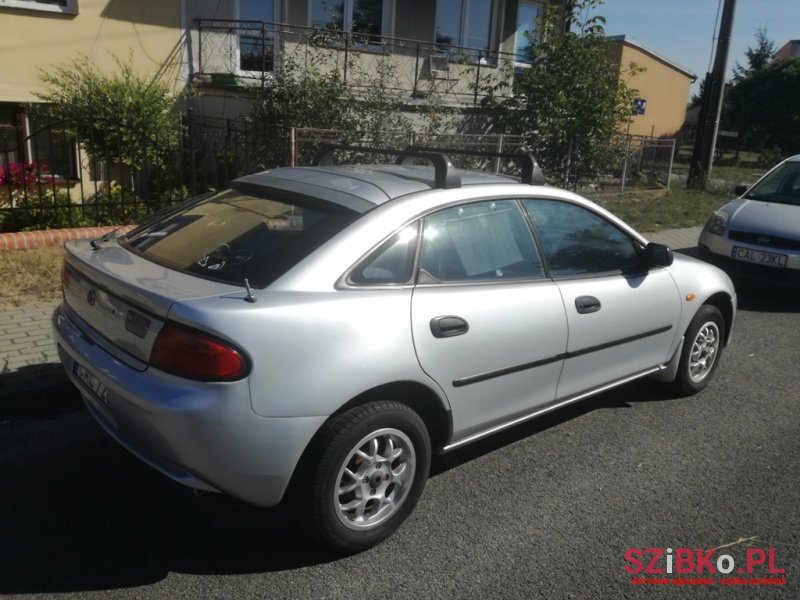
[312,144,461,189]
[402,145,545,185]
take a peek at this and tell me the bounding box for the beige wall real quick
[0,0,184,103]
[615,43,693,138]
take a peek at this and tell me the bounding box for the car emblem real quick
[87,289,97,305]
[756,235,771,244]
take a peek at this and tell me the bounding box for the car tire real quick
[670,305,725,396]
[300,401,431,553]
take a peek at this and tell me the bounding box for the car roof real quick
[232,165,524,214]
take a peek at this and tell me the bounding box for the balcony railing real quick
[196,19,523,105]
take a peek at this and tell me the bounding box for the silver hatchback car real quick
[54,148,735,552]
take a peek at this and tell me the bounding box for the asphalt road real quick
[1,288,798,599]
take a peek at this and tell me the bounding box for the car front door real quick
[409,200,568,444]
[523,199,682,400]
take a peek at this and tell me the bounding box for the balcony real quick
[196,19,521,106]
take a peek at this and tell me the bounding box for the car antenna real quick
[243,278,257,303]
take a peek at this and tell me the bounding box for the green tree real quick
[731,27,776,84]
[244,50,420,168]
[727,57,800,155]
[479,0,638,188]
[34,55,184,170]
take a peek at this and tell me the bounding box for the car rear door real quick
[522,199,682,400]
[409,200,568,443]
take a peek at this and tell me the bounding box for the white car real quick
[699,154,800,289]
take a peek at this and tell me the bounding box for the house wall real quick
[615,43,693,138]
[0,0,185,103]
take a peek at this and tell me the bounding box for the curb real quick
[0,225,136,251]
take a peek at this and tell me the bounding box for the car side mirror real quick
[641,242,673,268]
[734,184,748,196]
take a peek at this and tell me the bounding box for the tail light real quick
[150,322,248,381]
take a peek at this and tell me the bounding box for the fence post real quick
[620,135,630,193]
[666,139,676,191]
[290,126,297,167]
[187,107,197,196]
[413,42,420,98]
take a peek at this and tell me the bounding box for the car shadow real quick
[0,386,345,595]
[430,378,673,476]
[735,285,800,313]
[0,377,679,594]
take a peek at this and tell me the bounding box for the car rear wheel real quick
[301,401,431,553]
[670,305,725,396]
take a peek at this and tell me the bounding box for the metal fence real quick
[616,136,676,192]
[0,112,255,233]
[291,127,528,169]
[197,19,521,106]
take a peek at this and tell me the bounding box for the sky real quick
[586,0,800,95]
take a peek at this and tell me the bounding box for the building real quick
[608,35,696,138]
[773,39,800,60]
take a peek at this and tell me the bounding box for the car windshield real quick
[745,160,800,206]
[122,189,358,288]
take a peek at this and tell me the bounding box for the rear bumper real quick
[53,304,325,507]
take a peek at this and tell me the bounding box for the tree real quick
[727,57,800,155]
[731,27,776,84]
[479,0,638,188]
[35,55,184,171]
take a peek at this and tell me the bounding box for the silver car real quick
[54,149,736,552]
[699,154,800,289]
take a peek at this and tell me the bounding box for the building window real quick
[0,0,78,14]
[311,0,386,39]
[435,0,493,52]
[238,0,278,72]
[514,1,543,64]
[0,104,78,182]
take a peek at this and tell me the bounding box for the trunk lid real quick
[62,238,241,368]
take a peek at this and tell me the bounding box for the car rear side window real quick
[123,190,358,288]
[524,199,639,277]
[418,200,545,283]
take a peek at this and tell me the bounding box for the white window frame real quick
[514,0,544,66]
[236,0,280,79]
[308,0,393,38]
[0,0,77,14]
[435,0,495,52]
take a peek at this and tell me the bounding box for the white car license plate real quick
[731,246,787,268]
[73,360,110,406]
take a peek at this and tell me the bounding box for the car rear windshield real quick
[122,189,358,288]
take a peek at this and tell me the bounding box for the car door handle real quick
[575,295,602,314]
[430,316,469,338]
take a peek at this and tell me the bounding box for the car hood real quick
[726,199,800,238]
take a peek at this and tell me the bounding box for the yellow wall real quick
[0,0,184,103]
[615,43,693,138]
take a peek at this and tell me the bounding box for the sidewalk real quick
[0,227,702,401]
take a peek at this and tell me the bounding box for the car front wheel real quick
[670,304,725,396]
[302,401,431,553]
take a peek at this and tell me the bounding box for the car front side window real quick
[418,200,545,283]
[523,199,639,277]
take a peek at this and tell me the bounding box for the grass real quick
[595,187,731,233]
[0,246,64,307]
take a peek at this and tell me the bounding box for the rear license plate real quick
[73,360,110,406]
[731,246,787,268]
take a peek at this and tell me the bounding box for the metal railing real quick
[196,19,523,105]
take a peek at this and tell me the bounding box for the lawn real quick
[0,246,64,307]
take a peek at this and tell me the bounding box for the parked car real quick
[698,154,800,289]
[53,147,736,552]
